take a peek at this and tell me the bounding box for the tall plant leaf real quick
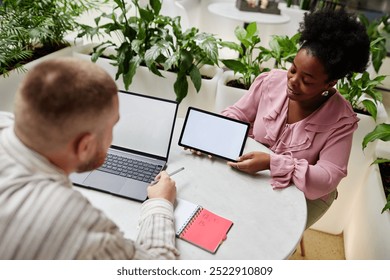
[362,123,390,149]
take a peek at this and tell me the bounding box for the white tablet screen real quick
[179,107,250,161]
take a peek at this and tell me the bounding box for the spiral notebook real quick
[174,198,233,253]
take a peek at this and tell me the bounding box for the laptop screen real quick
[112,91,178,159]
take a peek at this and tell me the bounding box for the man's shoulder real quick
[0,111,14,130]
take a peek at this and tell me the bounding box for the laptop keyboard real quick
[97,153,163,183]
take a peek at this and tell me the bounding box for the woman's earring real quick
[321,90,329,97]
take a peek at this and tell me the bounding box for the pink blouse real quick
[222,69,359,201]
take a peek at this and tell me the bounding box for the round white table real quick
[76,118,307,259]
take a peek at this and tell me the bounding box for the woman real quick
[221,9,370,228]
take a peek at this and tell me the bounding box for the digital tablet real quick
[178,107,250,162]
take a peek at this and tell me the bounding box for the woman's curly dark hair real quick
[298,9,370,81]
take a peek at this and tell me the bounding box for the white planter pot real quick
[0,46,76,113]
[215,70,247,113]
[343,145,390,259]
[311,103,389,234]
[72,44,223,117]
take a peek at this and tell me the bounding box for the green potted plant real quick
[358,13,390,74]
[219,22,300,89]
[316,12,390,122]
[219,22,268,90]
[0,0,100,76]
[76,0,221,107]
[259,33,301,69]
[0,0,102,112]
[337,71,386,121]
[215,22,299,112]
[215,22,265,112]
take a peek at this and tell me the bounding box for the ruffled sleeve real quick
[269,93,359,200]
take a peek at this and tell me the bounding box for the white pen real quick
[150,167,185,185]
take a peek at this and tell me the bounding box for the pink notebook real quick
[174,199,233,253]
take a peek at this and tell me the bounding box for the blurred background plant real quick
[0,0,103,76]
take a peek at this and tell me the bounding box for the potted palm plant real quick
[76,0,222,116]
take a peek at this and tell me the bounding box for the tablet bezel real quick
[178,107,250,162]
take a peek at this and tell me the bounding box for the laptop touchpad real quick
[84,171,125,193]
[120,179,148,202]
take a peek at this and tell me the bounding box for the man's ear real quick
[72,132,96,162]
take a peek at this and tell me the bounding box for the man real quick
[0,57,179,259]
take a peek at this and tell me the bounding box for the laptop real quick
[70,90,178,201]
[178,107,250,162]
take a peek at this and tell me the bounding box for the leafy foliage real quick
[219,22,268,90]
[337,71,386,120]
[78,0,220,103]
[220,23,300,90]
[0,0,102,75]
[358,13,390,73]
[259,33,300,69]
[362,123,390,213]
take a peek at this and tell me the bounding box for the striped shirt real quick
[0,112,179,259]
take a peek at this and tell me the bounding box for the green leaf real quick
[235,25,247,43]
[382,199,390,213]
[148,63,164,77]
[150,0,162,15]
[139,7,154,22]
[362,123,390,149]
[197,35,219,64]
[362,99,378,121]
[174,72,189,103]
[189,65,201,92]
[221,59,247,73]
[122,57,140,90]
[372,158,390,165]
[163,53,178,71]
[219,41,243,56]
[179,50,193,73]
[245,22,258,39]
[145,43,164,66]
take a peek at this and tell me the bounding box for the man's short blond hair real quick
[14,57,118,149]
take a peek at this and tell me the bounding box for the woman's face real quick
[286,49,334,104]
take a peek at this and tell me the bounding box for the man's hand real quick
[147,171,176,204]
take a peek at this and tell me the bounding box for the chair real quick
[300,236,305,256]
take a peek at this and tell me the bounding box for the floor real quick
[289,229,345,260]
